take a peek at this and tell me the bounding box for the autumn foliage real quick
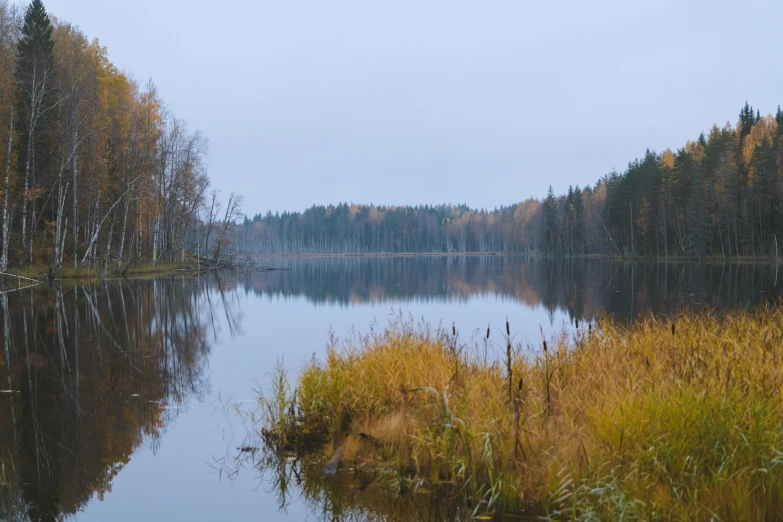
[0,1,215,272]
[240,102,783,259]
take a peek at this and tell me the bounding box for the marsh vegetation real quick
[257,308,783,520]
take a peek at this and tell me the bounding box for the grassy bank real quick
[260,310,783,521]
[3,262,196,282]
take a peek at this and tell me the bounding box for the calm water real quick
[0,257,781,521]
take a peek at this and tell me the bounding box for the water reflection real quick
[0,258,780,521]
[255,456,471,522]
[0,275,237,521]
[222,439,537,522]
[247,256,783,320]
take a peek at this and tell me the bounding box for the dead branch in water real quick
[0,272,43,295]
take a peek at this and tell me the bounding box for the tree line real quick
[239,102,783,259]
[0,0,233,272]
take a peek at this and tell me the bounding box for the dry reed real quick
[261,308,783,521]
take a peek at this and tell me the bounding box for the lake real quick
[0,256,781,521]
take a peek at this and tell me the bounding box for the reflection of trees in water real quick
[282,461,468,522]
[0,275,235,521]
[246,256,783,321]
[223,443,471,522]
[0,260,778,521]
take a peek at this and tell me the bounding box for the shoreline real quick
[249,251,781,264]
[0,262,208,291]
[2,251,779,291]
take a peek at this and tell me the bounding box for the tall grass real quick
[261,309,783,521]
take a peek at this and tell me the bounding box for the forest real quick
[239,103,783,259]
[0,0,235,273]
[3,0,781,266]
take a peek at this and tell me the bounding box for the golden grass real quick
[262,309,783,520]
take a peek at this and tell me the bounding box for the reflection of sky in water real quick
[3,257,780,521]
[77,289,567,522]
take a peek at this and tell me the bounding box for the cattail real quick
[486,324,491,340]
[543,340,548,353]
[575,319,579,329]
[672,322,676,336]
[588,324,592,333]
[506,319,510,336]
[518,377,524,391]
[452,324,456,337]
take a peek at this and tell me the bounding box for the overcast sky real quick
[44,0,783,216]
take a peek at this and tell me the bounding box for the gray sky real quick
[45,0,783,216]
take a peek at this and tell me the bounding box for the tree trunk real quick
[21,111,33,261]
[71,120,78,268]
[118,196,129,266]
[80,176,140,265]
[1,107,13,272]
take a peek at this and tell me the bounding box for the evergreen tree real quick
[542,186,558,253]
[15,0,56,260]
[739,101,755,140]
[15,0,56,146]
[572,185,585,251]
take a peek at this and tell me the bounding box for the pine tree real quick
[15,0,56,156]
[572,185,585,251]
[542,186,558,253]
[16,1,54,65]
[739,101,755,141]
[15,0,56,263]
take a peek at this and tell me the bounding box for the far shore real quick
[249,251,782,263]
[2,251,779,292]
